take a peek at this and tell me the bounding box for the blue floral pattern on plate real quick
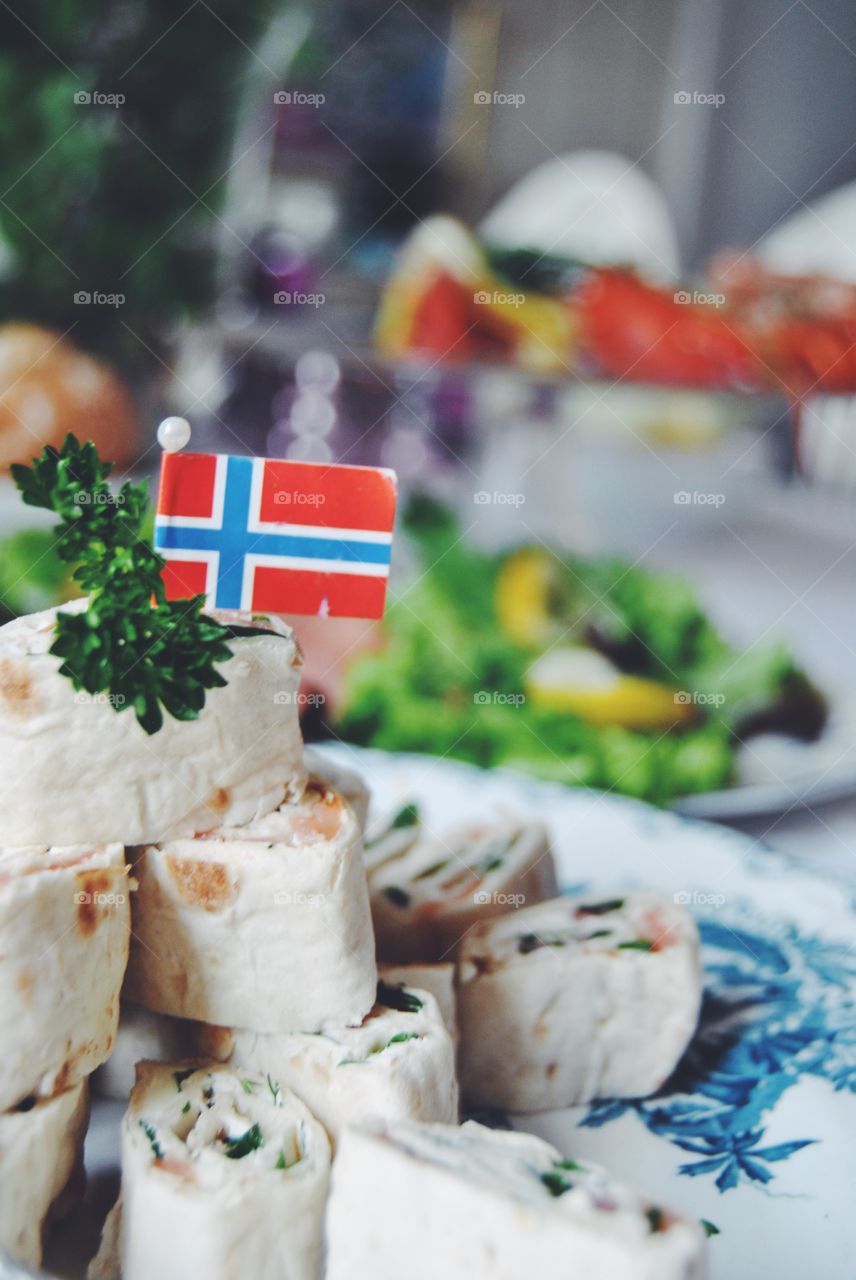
[581,905,856,1192]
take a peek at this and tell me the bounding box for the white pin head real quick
[157,416,192,453]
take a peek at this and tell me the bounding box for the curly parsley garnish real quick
[11,435,234,734]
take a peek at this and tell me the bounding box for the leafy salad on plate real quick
[337,496,826,806]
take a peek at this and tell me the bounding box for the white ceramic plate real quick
[28,746,856,1280]
[672,689,856,819]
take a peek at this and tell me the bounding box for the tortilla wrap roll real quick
[200,980,457,1147]
[125,780,377,1033]
[368,816,557,962]
[0,606,305,847]
[0,843,129,1113]
[0,1080,89,1269]
[457,892,702,1110]
[303,748,370,832]
[326,1120,708,1280]
[120,1062,330,1280]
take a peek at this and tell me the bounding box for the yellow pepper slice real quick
[526,647,694,730]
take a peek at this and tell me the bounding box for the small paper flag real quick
[154,451,397,618]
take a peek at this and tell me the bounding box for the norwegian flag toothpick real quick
[154,449,398,619]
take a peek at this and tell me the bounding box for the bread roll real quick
[0,324,138,470]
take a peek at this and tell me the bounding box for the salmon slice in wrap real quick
[303,748,370,833]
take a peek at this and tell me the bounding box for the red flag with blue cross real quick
[155,452,398,618]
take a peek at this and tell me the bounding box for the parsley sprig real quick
[11,435,234,734]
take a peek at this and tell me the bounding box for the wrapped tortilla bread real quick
[457,892,702,1110]
[125,780,377,1033]
[0,843,129,1112]
[368,815,557,962]
[0,1080,89,1269]
[326,1120,708,1280]
[379,963,457,1038]
[201,980,457,1146]
[0,605,305,847]
[303,747,370,832]
[119,1062,330,1280]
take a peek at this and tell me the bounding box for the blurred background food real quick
[1,0,855,823]
[334,495,827,806]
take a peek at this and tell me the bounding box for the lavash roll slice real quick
[303,747,370,832]
[0,605,305,847]
[457,891,702,1111]
[204,980,458,1147]
[121,1062,330,1280]
[125,780,377,1033]
[368,816,557,962]
[0,843,129,1113]
[325,1120,708,1280]
[0,1080,89,1269]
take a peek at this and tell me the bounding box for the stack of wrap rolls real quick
[0,603,308,1270]
[0,595,706,1277]
[0,842,130,1267]
[98,745,464,1275]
